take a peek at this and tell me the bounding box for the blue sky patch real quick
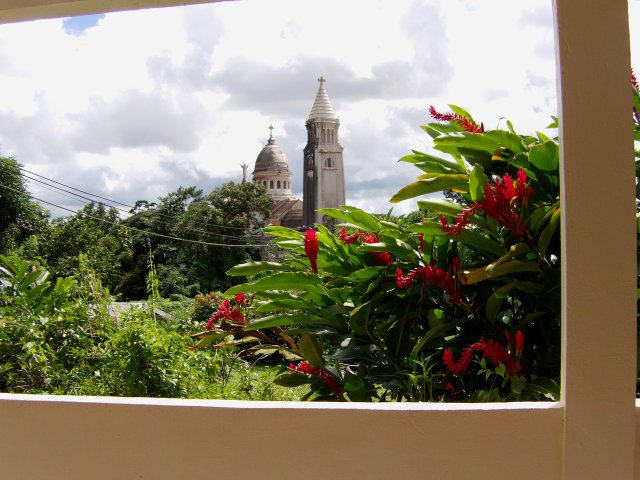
[63,14,104,35]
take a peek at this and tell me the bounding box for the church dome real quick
[252,126,295,202]
[253,131,291,175]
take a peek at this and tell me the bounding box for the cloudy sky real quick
[0,0,638,218]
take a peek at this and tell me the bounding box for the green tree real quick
[0,157,49,254]
[40,202,126,290]
[177,182,271,292]
[118,182,272,299]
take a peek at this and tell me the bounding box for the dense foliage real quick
[193,106,562,402]
[0,177,271,300]
[0,157,49,254]
[0,254,298,400]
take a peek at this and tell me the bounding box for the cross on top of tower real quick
[318,76,325,85]
[268,124,275,144]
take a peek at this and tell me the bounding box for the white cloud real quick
[0,0,593,219]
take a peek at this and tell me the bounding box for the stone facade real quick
[303,77,345,226]
[251,78,345,229]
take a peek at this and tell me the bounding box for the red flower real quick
[442,331,526,378]
[340,229,393,265]
[440,169,531,239]
[205,299,247,330]
[359,232,392,265]
[395,268,415,288]
[304,228,319,273]
[234,293,246,305]
[515,330,525,355]
[395,262,463,304]
[429,105,484,133]
[290,361,343,396]
[339,227,360,244]
[633,68,639,90]
[443,347,474,375]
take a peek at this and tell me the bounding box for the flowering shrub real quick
[192,104,563,402]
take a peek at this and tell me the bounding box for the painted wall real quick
[0,1,636,479]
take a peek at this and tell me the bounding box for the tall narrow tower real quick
[303,77,346,226]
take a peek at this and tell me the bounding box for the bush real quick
[192,105,562,402]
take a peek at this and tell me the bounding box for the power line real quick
[0,181,267,249]
[19,172,253,242]
[1,163,254,232]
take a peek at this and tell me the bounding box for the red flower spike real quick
[443,347,474,375]
[234,293,246,305]
[339,227,360,245]
[395,268,414,288]
[338,229,392,264]
[418,233,425,252]
[290,361,343,396]
[439,169,531,239]
[429,105,484,133]
[304,228,319,273]
[515,330,525,357]
[205,298,247,330]
[633,68,639,90]
[395,263,463,304]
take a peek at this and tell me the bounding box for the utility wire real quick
[0,181,267,249]
[20,172,253,242]
[1,163,254,232]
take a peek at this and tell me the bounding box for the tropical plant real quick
[192,105,562,402]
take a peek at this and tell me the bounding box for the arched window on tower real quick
[270,180,274,189]
[277,180,281,189]
[326,158,332,168]
[322,129,325,144]
[263,180,267,187]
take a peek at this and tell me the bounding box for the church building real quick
[250,77,345,229]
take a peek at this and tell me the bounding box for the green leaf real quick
[254,299,316,312]
[511,376,527,397]
[457,229,505,257]
[227,261,291,277]
[434,130,525,156]
[397,151,464,173]
[263,225,303,239]
[407,220,448,236]
[526,377,560,401]
[189,330,230,350]
[317,207,380,231]
[299,333,324,367]
[468,165,488,202]
[418,199,491,231]
[537,206,561,255]
[346,266,384,281]
[448,104,475,121]
[412,317,469,354]
[529,141,559,172]
[484,130,527,155]
[343,372,369,402]
[390,174,469,203]
[274,373,311,387]
[350,300,372,336]
[416,199,464,217]
[225,272,323,295]
[427,308,445,328]
[244,313,331,330]
[485,282,515,323]
[465,260,542,285]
